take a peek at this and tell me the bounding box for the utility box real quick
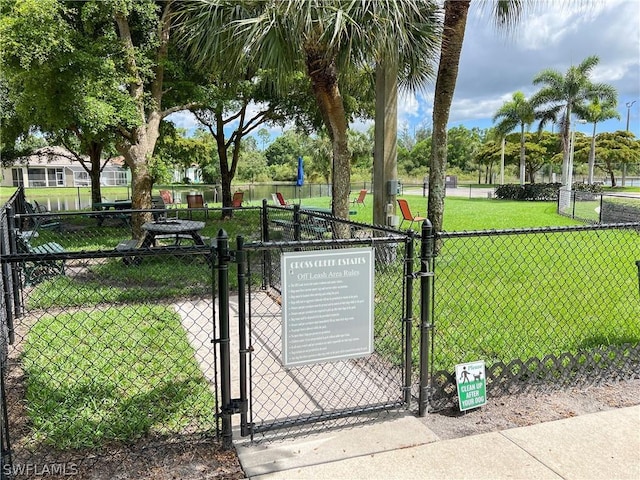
[387,179,401,195]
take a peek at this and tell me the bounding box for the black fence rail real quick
[428,223,640,410]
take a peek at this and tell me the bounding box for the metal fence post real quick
[216,229,233,449]
[403,233,415,407]
[293,204,301,241]
[261,200,270,289]
[599,194,603,223]
[418,220,434,416]
[6,207,21,322]
[236,236,251,437]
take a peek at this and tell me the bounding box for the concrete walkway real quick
[173,296,640,480]
[237,405,640,480]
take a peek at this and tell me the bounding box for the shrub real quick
[495,183,562,201]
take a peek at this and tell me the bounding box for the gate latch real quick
[223,398,247,415]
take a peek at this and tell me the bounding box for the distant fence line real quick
[558,189,640,223]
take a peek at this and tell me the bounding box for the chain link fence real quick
[428,224,640,410]
[235,206,421,441]
[2,187,640,473]
[558,189,640,224]
[0,191,264,478]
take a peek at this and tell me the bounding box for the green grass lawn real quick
[299,195,583,231]
[14,193,640,450]
[22,305,217,449]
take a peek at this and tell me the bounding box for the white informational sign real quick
[455,360,487,411]
[281,248,374,367]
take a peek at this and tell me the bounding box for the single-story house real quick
[0,146,130,188]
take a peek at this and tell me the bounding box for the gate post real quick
[261,200,270,289]
[216,229,233,449]
[293,204,301,241]
[235,236,250,437]
[418,220,434,416]
[403,232,415,407]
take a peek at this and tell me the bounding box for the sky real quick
[169,0,640,143]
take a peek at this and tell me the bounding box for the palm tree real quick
[176,0,440,229]
[492,91,536,186]
[530,55,617,186]
[574,98,620,184]
[428,0,531,233]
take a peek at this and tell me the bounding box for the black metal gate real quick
[214,211,435,444]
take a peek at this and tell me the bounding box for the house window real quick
[27,168,46,187]
[100,169,127,186]
[11,168,24,187]
[48,168,64,186]
[74,171,90,187]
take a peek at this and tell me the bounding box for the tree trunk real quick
[88,142,103,205]
[587,122,597,183]
[306,52,351,237]
[519,123,526,185]
[114,7,169,237]
[560,110,571,185]
[119,138,155,238]
[428,0,470,234]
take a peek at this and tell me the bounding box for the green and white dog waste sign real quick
[455,360,487,411]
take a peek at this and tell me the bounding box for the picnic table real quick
[141,219,207,247]
[92,200,132,226]
[117,219,210,266]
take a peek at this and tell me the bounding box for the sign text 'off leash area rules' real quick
[281,248,374,367]
[455,360,487,411]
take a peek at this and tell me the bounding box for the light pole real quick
[626,100,637,132]
[567,119,587,189]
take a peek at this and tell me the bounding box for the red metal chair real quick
[275,192,289,206]
[159,189,178,217]
[232,191,244,207]
[350,189,367,207]
[397,199,426,229]
[186,194,208,219]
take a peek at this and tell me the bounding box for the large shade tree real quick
[0,0,128,204]
[530,55,617,187]
[176,0,440,231]
[427,0,531,233]
[492,91,536,186]
[1,0,203,236]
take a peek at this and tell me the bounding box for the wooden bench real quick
[271,218,329,240]
[116,239,141,266]
[16,236,66,285]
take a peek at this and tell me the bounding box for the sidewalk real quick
[235,405,640,480]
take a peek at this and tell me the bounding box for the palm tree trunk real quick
[519,123,526,185]
[306,54,351,237]
[588,122,597,183]
[428,0,470,234]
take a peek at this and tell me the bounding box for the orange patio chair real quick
[186,193,208,219]
[232,191,244,207]
[159,189,178,217]
[397,199,426,229]
[350,189,367,207]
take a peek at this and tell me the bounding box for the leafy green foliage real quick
[495,183,562,201]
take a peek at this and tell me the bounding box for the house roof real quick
[15,146,124,169]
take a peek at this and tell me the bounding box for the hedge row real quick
[494,182,604,201]
[494,183,562,201]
